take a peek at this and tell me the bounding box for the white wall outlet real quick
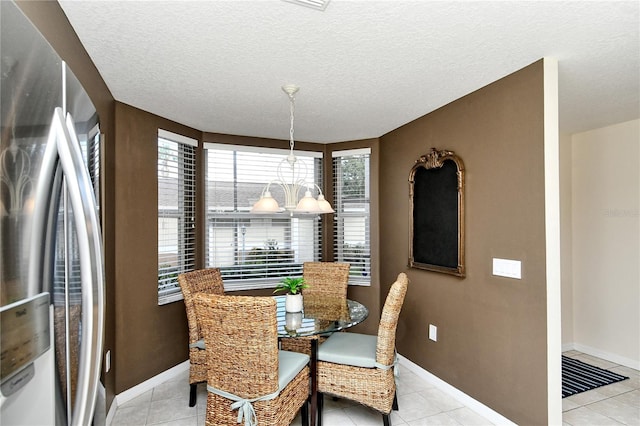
[492,258,522,279]
[105,350,111,373]
[429,324,438,342]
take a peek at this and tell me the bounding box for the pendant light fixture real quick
[251,85,334,215]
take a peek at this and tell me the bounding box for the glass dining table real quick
[274,295,369,426]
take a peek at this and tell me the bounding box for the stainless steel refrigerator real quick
[1,1,105,425]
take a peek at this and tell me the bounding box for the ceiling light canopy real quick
[251,85,334,215]
[281,0,330,12]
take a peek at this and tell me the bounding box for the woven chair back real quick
[375,273,409,367]
[194,294,279,399]
[178,268,224,344]
[302,262,350,298]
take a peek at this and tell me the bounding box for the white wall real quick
[544,58,562,424]
[560,133,574,345]
[570,119,639,368]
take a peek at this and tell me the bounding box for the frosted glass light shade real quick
[316,194,334,213]
[295,190,321,213]
[251,191,280,213]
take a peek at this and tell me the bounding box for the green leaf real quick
[272,276,309,294]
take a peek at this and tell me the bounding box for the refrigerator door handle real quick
[28,111,61,298]
[28,107,104,425]
[56,108,105,426]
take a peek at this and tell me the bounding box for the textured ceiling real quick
[58,1,639,143]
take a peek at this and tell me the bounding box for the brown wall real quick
[379,60,548,424]
[113,102,202,391]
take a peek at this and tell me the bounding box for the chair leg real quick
[383,413,392,426]
[301,397,309,426]
[189,383,197,407]
[392,392,398,411]
[317,393,324,426]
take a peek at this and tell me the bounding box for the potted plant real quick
[274,277,308,312]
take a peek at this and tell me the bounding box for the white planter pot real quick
[285,293,303,313]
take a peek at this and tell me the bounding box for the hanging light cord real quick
[288,91,296,153]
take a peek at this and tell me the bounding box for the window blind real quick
[53,126,102,306]
[332,148,371,285]
[81,124,101,213]
[204,143,323,291]
[158,130,197,304]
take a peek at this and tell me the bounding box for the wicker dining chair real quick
[316,272,409,426]
[279,262,350,355]
[177,268,225,406]
[194,294,311,426]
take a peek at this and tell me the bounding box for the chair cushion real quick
[278,350,310,391]
[190,339,205,350]
[317,332,377,368]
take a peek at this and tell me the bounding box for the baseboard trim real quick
[563,342,639,370]
[397,355,516,426]
[114,360,190,407]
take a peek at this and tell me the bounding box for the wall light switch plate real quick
[429,324,437,342]
[492,258,522,279]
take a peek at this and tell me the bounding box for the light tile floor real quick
[111,351,639,425]
[562,351,639,426]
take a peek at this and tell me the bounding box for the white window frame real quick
[157,129,197,305]
[333,148,371,286]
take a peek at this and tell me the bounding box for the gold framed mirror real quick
[409,148,465,277]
